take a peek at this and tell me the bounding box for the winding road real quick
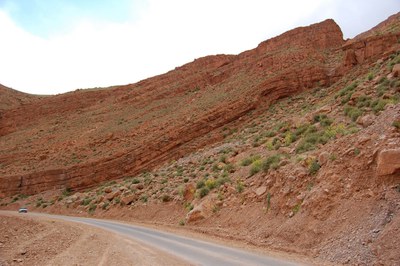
[31,213,299,266]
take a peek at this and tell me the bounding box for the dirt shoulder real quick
[0,211,189,266]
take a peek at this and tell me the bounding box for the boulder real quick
[376,149,400,176]
[186,198,214,223]
[315,105,332,114]
[105,190,121,201]
[318,152,330,166]
[131,184,144,190]
[255,186,267,197]
[121,194,137,205]
[104,187,113,193]
[356,114,374,127]
[392,64,400,77]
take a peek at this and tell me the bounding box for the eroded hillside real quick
[1,13,400,266]
[1,19,348,196]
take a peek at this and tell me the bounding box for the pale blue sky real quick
[0,0,145,37]
[0,0,398,94]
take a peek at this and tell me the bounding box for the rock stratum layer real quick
[1,18,399,197]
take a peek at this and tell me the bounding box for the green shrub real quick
[296,141,315,154]
[294,124,310,137]
[88,203,97,214]
[367,73,374,81]
[377,84,389,97]
[309,160,321,175]
[223,163,235,173]
[198,187,210,198]
[241,154,260,166]
[312,114,333,127]
[378,76,389,85]
[140,194,148,203]
[263,130,277,138]
[292,204,301,214]
[266,193,271,211]
[81,197,92,206]
[131,178,140,184]
[249,160,262,176]
[219,155,227,163]
[356,95,372,108]
[236,181,245,193]
[371,99,388,114]
[262,155,281,172]
[393,120,400,129]
[344,105,363,121]
[338,82,358,97]
[284,132,296,146]
[196,179,205,189]
[102,201,109,210]
[62,187,72,197]
[212,163,220,172]
[205,178,217,190]
[216,176,230,187]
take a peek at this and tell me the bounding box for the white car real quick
[18,207,28,213]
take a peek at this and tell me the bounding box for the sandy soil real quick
[0,212,189,266]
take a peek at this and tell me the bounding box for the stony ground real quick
[0,212,189,266]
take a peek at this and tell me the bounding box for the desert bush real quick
[88,203,97,214]
[241,154,260,166]
[249,160,262,176]
[371,99,388,113]
[313,114,333,127]
[131,178,140,184]
[196,179,205,189]
[81,197,92,206]
[198,187,210,198]
[223,163,235,173]
[236,181,245,193]
[140,194,148,203]
[356,95,372,108]
[393,120,400,129]
[284,132,296,146]
[309,160,321,175]
[261,155,281,172]
[205,178,217,190]
[344,105,363,121]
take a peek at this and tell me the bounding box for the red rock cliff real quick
[1,18,393,197]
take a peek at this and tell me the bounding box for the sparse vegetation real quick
[241,154,260,166]
[393,120,400,129]
[88,203,97,214]
[249,160,262,176]
[236,180,245,193]
[309,160,321,175]
[198,187,210,198]
[262,154,281,172]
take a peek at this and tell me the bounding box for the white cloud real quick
[0,0,398,94]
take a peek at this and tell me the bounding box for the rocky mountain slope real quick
[1,13,400,265]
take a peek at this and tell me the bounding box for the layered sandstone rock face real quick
[0,17,398,197]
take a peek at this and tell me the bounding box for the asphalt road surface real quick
[32,213,300,266]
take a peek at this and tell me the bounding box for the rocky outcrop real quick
[342,33,400,67]
[376,149,400,176]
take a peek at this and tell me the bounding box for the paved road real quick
[32,213,300,266]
